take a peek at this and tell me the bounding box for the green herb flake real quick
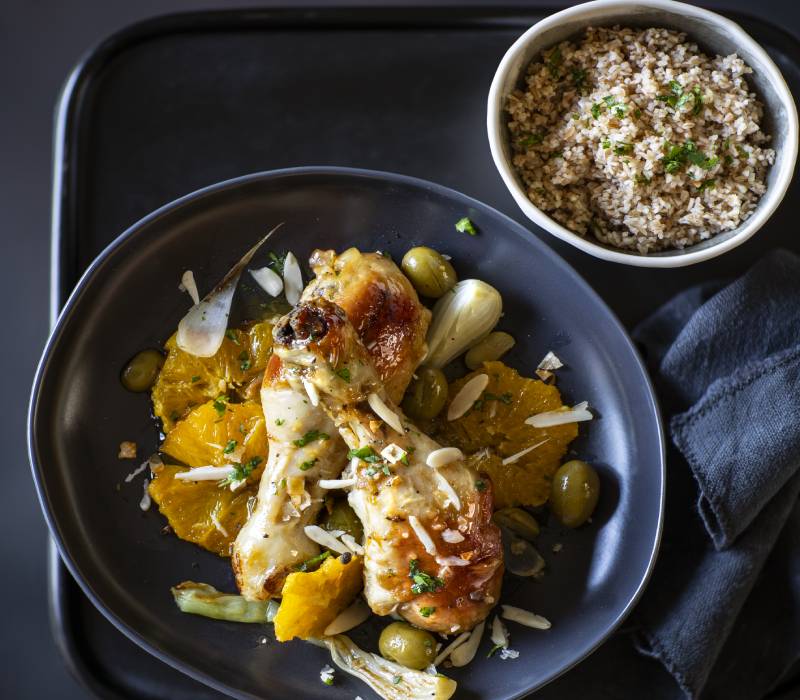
[392,676,402,685]
[483,391,513,405]
[223,440,237,454]
[634,108,642,118]
[239,350,251,372]
[335,367,351,382]
[348,446,382,463]
[635,173,651,185]
[613,141,634,156]
[547,47,562,77]
[408,559,445,595]
[455,217,478,236]
[476,480,487,492]
[487,643,504,659]
[299,458,318,471]
[419,606,436,618]
[520,130,546,148]
[268,251,286,270]
[293,430,330,447]
[571,67,586,91]
[275,418,285,426]
[613,105,627,119]
[602,95,617,107]
[220,456,262,486]
[225,329,239,343]
[190,375,201,383]
[601,138,611,149]
[698,178,716,191]
[212,395,228,415]
[691,87,703,115]
[590,103,602,119]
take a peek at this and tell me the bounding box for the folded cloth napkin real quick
[630,249,800,699]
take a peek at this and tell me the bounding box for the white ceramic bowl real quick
[487,0,798,267]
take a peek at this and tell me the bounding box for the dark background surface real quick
[5,1,799,698]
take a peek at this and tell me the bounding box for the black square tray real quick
[50,6,800,698]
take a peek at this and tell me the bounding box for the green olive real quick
[121,349,164,392]
[378,622,437,670]
[493,507,540,540]
[550,460,600,528]
[401,247,457,298]
[401,367,448,420]
[465,332,516,370]
[321,499,364,543]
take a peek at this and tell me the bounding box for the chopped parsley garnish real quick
[223,440,237,454]
[293,430,330,447]
[275,418,285,426]
[190,375,201,383]
[322,677,333,686]
[635,173,651,185]
[220,456,262,486]
[365,463,392,478]
[484,391,513,405]
[409,559,445,595]
[634,108,642,118]
[296,550,331,572]
[661,140,718,174]
[590,103,602,119]
[212,395,228,415]
[335,367,351,382]
[299,458,318,471]
[571,68,587,91]
[691,86,703,115]
[547,46,562,77]
[548,150,564,160]
[601,138,611,149]
[267,251,286,271]
[455,217,478,236]
[698,178,716,191]
[392,676,402,685]
[348,446,381,463]
[487,643,504,658]
[613,141,634,156]
[602,95,616,107]
[476,480,487,492]
[519,131,546,148]
[225,329,239,343]
[419,606,436,618]
[238,350,251,371]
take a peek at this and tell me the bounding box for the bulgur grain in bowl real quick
[487,0,798,268]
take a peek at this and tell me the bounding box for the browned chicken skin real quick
[274,299,503,633]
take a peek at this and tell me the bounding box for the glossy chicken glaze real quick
[274,299,503,634]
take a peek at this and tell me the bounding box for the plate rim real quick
[28,165,666,699]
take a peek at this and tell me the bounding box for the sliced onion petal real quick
[249,266,283,296]
[426,280,503,369]
[283,251,303,306]
[177,224,282,357]
[447,374,489,421]
[442,528,465,544]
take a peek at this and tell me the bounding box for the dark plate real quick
[29,167,664,700]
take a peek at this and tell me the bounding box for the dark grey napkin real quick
[631,249,800,699]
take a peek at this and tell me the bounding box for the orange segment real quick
[152,321,273,431]
[274,555,364,641]
[148,464,260,557]
[160,400,267,469]
[433,361,579,508]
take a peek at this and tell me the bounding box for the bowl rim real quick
[487,0,799,268]
[28,165,666,698]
